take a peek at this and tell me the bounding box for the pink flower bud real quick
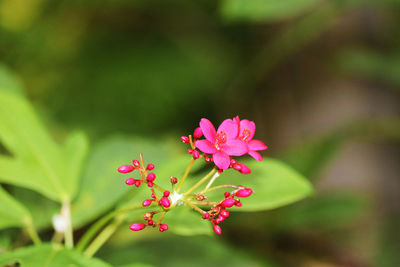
[230,159,237,165]
[125,178,135,185]
[239,164,251,174]
[224,192,230,198]
[147,182,154,187]
[132,160,140,167]
[118,165,134,173]
[146,164,155,170]
[213,225,222,235]
[188,148,193,154]
[193,127,203,139]
[159,196,171,208]
[130,223,146,231]
[148,220,154,225]
[181,136,190,143]
[204,156,211,162]
[196,195,205,201]
[135,180,141,187]
[142,199,152,207]
[159,224,168,232]
[163,190,170,197]
[192,150,200,159]
[235,201,242,207]
[220,209,230,218]
[232,163,242,171]
[202,213,210,219]
[170,176,178,184]
[147,173,156,182]
[221,198,236,208]
[236,188,253,198]
[215,215,226,223]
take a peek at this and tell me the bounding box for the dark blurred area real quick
[0,0,399,266]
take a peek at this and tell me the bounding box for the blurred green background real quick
[0,0,400,266]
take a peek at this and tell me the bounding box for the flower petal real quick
[239,119,256,140]
[195,140,217,154]
[213,151,231,169]
[248,151,263,161]
[248,139,268,151]
[224,139,248,156]
[200,118,216,142]
[217,119,238,140]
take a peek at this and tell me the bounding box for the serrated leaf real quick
[0,186,31,230]
[0,244,111,267]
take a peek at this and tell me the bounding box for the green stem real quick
[176,159,195,192]
[83,215,125,258]
[76,204,142,252]
[201,184,239,194]
[26,221,41,245]
[183,200,204,215]
[184,168,217,195]
[76,212,115,252]
[62,200,74,248]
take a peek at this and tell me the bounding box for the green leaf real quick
[0,244,111,267]
[0,186,31,229]
[275,192,368,230]
[163,205,212,236]
[63,131,89,201]
[0,91,88,202]
[221,0,322,22]
[281,132,344,179]
[101,235,271,267]
[71,136,170,227]
[0,64,24,95]
[207,159,313,212]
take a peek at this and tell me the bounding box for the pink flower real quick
[234,116,268,161]
[195,118,248,169]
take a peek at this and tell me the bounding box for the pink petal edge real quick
[213,151,231,169]
[200,118,217,142]
[195,139,217,154]
[248,139,268,151]
[248,151,263,161]
[224,139,248,156]
[217,119,238,140]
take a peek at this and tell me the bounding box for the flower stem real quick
[202,184,239,194]
[62,200,74,249]
[76,204,142,252]
[83,215,125,258]
[199,171,221,194]
[25,220,41,245]
[184,168,217,195]
[183,200,204,215]
[176,158,195,192]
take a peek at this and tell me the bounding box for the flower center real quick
[239,129,252,142]
[215,131,227,150]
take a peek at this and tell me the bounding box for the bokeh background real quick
[1,0,400,266]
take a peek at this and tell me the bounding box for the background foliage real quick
[0,0,399,266]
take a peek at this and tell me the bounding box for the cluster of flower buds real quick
[118,156,173,232]
[118,116,267,235]
[199,187,253,234]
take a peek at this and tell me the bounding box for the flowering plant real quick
[118,117,268,235]
[0,87,312,266]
